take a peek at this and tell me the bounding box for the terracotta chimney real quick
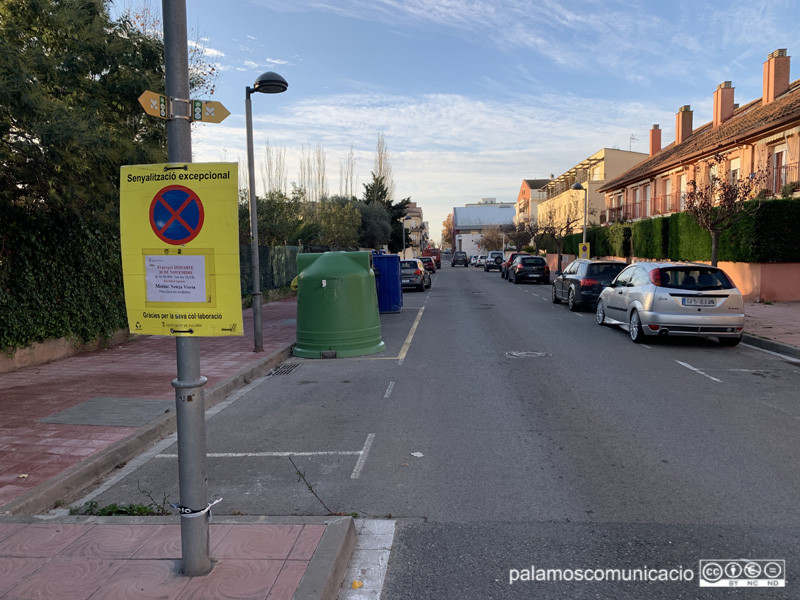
[763,49,790,105]
[713,81,734,127]
[675,105,693,145]
[649,124,661,156]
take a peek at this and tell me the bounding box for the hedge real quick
[0,207,128,352]
[554,198,800,263]
[1,204,300,352]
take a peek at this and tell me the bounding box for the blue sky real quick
[117,0,800,243]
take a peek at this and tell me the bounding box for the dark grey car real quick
[451,251,469,267]
[552,259,626,311]
[401,259,431,291]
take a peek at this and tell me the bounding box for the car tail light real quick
[579,278,598,287]
[544,266,550,274]
[648,324,660,331]
[649,269,662,286]
[415,268,423,275]
[516,264,525,270]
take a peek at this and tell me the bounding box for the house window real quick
[772,144,788,193]
[729,157,741,185]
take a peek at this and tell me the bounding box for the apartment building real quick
[536,149,647,233]
[515,179,549,227]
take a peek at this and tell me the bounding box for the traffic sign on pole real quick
[138,90,168,119]
[191,100,230,123]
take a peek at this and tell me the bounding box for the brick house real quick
[597,49,800,301]
[599,49,799,223]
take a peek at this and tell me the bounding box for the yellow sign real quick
[120,163,243,337]
[138,90,168,119]
[579,242,591,259]
[191,100,230,123]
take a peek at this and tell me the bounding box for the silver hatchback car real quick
[595,262,745,346]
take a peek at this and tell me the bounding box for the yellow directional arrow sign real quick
[191,100,230,123]
[138,90,168,119]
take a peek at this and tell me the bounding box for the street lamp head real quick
[571,182,584,191]
[252,71,288,94]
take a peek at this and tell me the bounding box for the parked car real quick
[500,252,531,279]
[595,262,745,345]
[419,256,437,273]
[400,259,431,291]
[469,255,478,266]
[484,250,505,272]
[552,259,626,311]
[451,251,469,266]
[508,255,549,284]
[475,255,487,268]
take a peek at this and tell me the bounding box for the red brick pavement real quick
[0,299,297,508]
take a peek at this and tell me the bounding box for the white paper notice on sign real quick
[145,255,206,303]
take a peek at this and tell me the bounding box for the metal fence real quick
[239,245,299,295]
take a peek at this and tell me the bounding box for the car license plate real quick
[682,297,715,306]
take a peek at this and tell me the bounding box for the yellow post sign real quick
[191,100,230,123]
[579,242,591,259]
[120,163,243,337]
[138,90,168,119]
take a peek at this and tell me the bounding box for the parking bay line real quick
[398,307,425,365]
[156,433,377,480]
[675,360,722,383]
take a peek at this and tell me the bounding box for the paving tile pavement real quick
[0,516,356,600]
[0,299,297,511]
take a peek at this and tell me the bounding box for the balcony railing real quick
[650,192,681,216]
[767,161,799,195]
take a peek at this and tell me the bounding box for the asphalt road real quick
[89,262,800,599]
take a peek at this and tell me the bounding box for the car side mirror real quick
[554,270,562,276]
[601,280,613,288]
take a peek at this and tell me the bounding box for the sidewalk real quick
[0,296,798,599]
[0,298,357,600]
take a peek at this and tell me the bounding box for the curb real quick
[294,516,358,600]
[742,334,800,360]
[1,343,294,516]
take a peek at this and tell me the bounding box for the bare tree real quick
[478,225,504,252]
[374,133,395,201]
[297,142,328,204]
[684,153,769,266]
[541,198,582,270]
[262,139,287,194]
[339,145,357,199]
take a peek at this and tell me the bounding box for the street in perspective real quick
[3,1,800,600]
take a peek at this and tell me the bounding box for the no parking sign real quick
[120,163,243,337]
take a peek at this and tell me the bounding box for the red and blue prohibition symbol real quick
[149,185,204,245]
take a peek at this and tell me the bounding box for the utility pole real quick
[163,0,211,576]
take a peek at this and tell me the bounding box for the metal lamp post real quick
[245,71,288,352]
[571,182,589,243]
[401,216,412,258]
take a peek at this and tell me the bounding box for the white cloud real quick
[191,89,666,242]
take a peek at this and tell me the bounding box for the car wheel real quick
[484,266,488,272]
[551,284,561,304]
[596,300,606,325]
[719,336,741,347]
[512,273,518,284]
[568,288,578,312]
[629,310,645,343]
[417,282,424,291]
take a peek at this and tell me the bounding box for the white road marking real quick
[675,360,722,382]
[398,307,425,365]
[384,381,395,399]
[157,451,361,458]
[351,433,376,479]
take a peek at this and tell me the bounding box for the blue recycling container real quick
[372,253,403,313]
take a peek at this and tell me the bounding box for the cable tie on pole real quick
[170,498,222,519]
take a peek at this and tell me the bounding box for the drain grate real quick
[505,351,550,358]
[270,363,300,376]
